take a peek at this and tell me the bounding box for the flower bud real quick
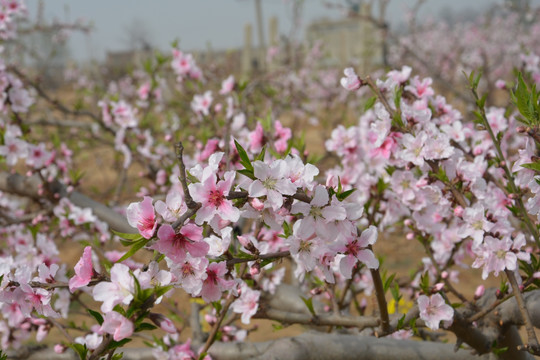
[250,263,261,276]
[453,206,464,217]
[432,282,444,292]
[149,313,177,334]
[474,285,485,300]
[54,344,67,354]
[406,232,414,240]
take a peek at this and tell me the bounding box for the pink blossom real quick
[274,120,291,153]
[231,283,260,324]
[248,160,297,210]
[153,224,208,263]
[249,122,264,153]
[126,196,157,239]
[0,137,27,166]
[99,311,133,341]
[340,67,361,91]
[168,254,208,296]
[191,91,213,116]
[417,293,454,330]
[69,246,93,293]
[338,226,379,278]
[92,263,134,312]
[219,75,235,95]
[111,100,137,128]
[154,191,187,223]
[189,170,239,230]
[199,262,234,302]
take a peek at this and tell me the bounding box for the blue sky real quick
[24,0,518,62]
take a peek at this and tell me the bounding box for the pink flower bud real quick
[404,219,412,227]
[164,134,172,142]
[250,264,260,276]
[454,206,464,217]
[406,232,414,240]
[237,235,251,248]
[250,198,265,211]
[54,344,66,354]
[214,103,222,112]
[149,313,177,334]
[495,79,506,89]
[441,271,448,279]
[474,285,485,300]
[433,283,444,292]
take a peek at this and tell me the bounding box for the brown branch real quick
[506,270,540,355]
[200,295,236,356]
[368,254,390,336]
[171,142,201,230]
[226,250,290,266]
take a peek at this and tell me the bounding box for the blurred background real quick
[17,0,538,84]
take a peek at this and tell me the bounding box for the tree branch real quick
[0,172,135,233]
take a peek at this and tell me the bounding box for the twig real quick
[506,270,540,355]
[199,295,236,356]
[171,142,201,230]
[365,75,395,118]
[226,250,290,266]
[466,293,513,323]
[367,244,390,336]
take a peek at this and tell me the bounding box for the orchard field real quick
[3,1,540,359]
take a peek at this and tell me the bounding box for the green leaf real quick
[117,237,152,263]
[255,146,266,162]
[364,96,377,111]
[237,168,256,180]
[155,285,174,299]
[383,273,396,293]
[212,301,223,314]
[300,296,316,316]
[520,162,540,173]
[419,273,430,294]
[111,353,124,360]
[112,230,143,241]
[396,314,406,330]
[88,309,104,325]
[68,343,88,360]
[282,221,292,238]
[234,140,253,172]
[136,322,158,332]
[108,338,132,350]
[337,188,356,201]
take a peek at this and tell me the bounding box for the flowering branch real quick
[171,142,201,230]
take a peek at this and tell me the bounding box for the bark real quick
[208,332,495,360]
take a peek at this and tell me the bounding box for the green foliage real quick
[87,309,104,325]
[117,237,152,263]
[512,72,540,126]
[300,296,316,316]
[69,343,88,360]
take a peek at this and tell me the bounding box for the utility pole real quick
[255,0,266,71]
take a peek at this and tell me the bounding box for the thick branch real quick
[256,308,379,329]
[208,332,493,360]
